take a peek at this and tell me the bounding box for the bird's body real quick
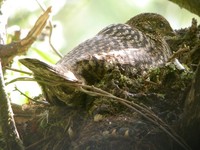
[56,23,171,84]
[19,13,174,105]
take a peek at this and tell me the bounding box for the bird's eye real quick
[159,23,165,28]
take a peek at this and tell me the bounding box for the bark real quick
[0,62,24,150]
[180,60,200,150]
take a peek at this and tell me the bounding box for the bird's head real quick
[126,13,175,37]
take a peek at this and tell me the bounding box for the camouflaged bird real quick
[19,13,174,105]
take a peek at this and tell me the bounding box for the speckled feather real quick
[56,14,173,83]
[19,13,174,105]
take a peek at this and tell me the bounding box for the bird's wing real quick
[57,24,152,68]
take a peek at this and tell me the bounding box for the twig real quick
[76,84,191,150]
[168,46,190,62]
[14,86,49,105]
[25,135,53,150]
[5,66,32,75]
[5,77,36,85]
[20,7,52,48]
[35,0,63,58]
[167,46,190,70]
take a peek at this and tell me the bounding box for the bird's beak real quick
[164,30,176,41]
[168,30,176,37]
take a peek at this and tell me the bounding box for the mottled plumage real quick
[19,13,174,105]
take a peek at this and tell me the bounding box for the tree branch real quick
[0,60,24,150]
[169,0,200,16]
[0,7,52,67]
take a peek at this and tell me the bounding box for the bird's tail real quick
[19,58,80,84]
[19,58,82,106]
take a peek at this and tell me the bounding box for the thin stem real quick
[35,0,63,58]
[5,66,32,75]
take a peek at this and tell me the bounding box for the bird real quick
[19,13,175,106]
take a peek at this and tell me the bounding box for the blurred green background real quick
[8,0,200,55]
[5,0,200,104]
